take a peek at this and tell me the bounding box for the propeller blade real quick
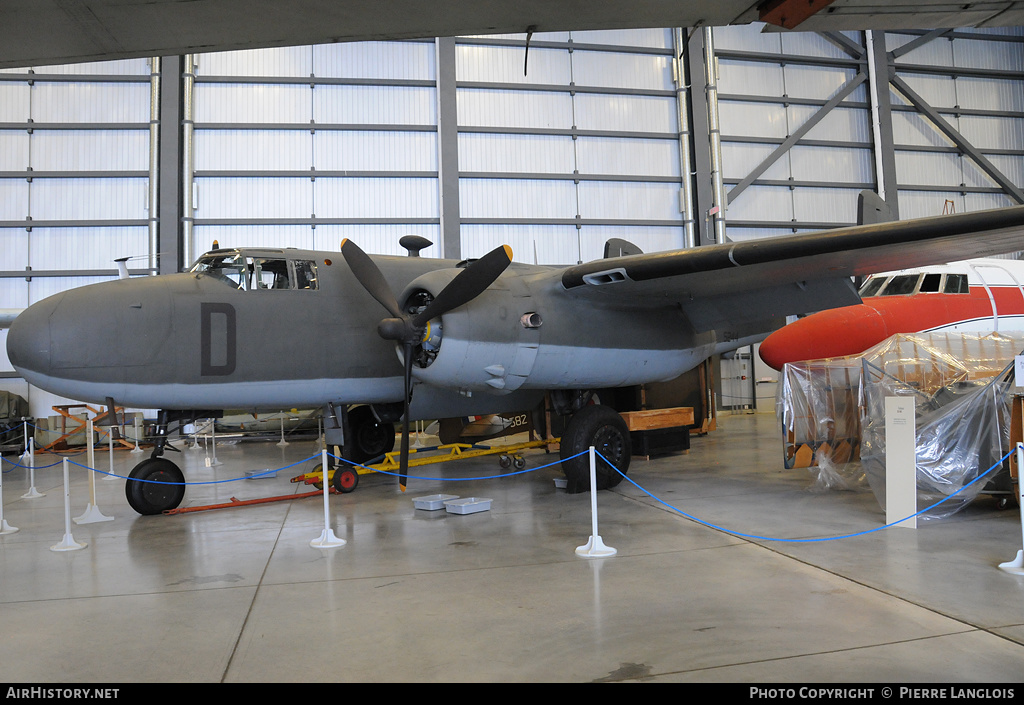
[411,245,512,328]
[399,341,414,491]
[340,239,404,319]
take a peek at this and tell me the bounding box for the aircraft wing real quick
[5,1,1024,69]
[560,205,1024,334]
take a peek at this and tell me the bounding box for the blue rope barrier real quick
[2,435,1012,542]
[597,447,1016,543]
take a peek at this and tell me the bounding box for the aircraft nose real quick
[759,304,889,370]
[6,293,61,377]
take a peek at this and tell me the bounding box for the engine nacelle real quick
[399,267,714,395]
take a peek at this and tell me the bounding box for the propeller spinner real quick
[340,239,513,490]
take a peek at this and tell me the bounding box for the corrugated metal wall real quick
[457,29,683,263]
[0,59,154,401]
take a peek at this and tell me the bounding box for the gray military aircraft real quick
[7,204,1024,514]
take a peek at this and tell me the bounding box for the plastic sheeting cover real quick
[777,331,1024,519]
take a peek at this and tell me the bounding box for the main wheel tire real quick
[346,406,395,464]
[125,457,185,515]
[559,404,631,493]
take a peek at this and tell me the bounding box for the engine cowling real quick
[398,268,540,394]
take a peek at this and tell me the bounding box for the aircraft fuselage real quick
[7,246,715,419]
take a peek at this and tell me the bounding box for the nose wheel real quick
[125,457,185,515]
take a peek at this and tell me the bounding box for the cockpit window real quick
[190,252,248,289]
[191,252,319,291]
[920,273,941,293]
[944,273,969,294]
[880,274,920,296]
[859,276,887,298]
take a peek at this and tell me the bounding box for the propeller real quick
[340,239,513,490]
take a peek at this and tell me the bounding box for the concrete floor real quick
[1,411,1023,683]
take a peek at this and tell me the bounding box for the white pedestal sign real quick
[885,396,917,529]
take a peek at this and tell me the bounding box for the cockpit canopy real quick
[858,271,969,298]
[190,250,319,291]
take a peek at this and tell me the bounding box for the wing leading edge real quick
[561,204,1024,334]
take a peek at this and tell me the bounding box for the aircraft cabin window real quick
[879,274,920,296]
[944,274,969,294]
[293,260,318,290]
[250,258,291,290]
[920,273,941,293]
[859,276,887,297]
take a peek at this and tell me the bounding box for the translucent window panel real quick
[717,59,785,98]
[951,36,1024,72]
[723,185,795,222]
[891,73,957,109]
[793,105,872,143]
[31,82,151,123]
[313,84,436,125]
[314,178,438,218]
[895,151,965,187]
[954,77,1024,113]
[779,65,867,102]
[577,224,684,256]
[26,227,149,270]
[30,58,151,76]
[457,44,571,85]
[574,93,676,133]
[719,101,789,140]
[313,41,436,80]
[789,146,874,183]
[577,181,681,222]
[458,133,574,174]
[0,228,28,267]
[312,224,440,257]
[780,31,863,60]
[897,191,965,219]
[459,223,581,264]
[196,47,313,78]
[193,225,318,253]
[791,187,860,224]
[570,50,673,92]
[962,153,1024,189]
[575,137,679,177]
[713,24,783,54]
[888,33,954,66]
[0,133,29,171]
[460,179,577,220]
[29,179,149,220]
[891,110,960,148]
[194,130,313,170]
[314,131,437,171]
[457,88,574,129]
[0,83,30,121]
[194,84,312,123]
[721,142,792,182]
[30,130,150,171]
[195,178,313,219]
[571,28,673,49]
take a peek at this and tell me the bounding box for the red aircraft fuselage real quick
[759,259,1024,370]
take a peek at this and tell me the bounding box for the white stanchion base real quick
[205,456,223,467]
[576,535,616,558]
[21,487,44,499]
[310,529,346,548]
[131,445,144,454]
[276,440,289,448]
[1,519,19,534]
[998,549,1024,575]
[50,533,87,552]
[74,504,114,524]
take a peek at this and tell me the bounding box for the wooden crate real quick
[619,407,694,432]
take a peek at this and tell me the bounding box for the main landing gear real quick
[547,393,631,494]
